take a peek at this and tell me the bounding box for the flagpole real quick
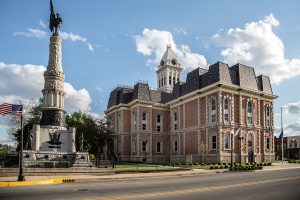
[18,114,25,181]
[281,106,283,164]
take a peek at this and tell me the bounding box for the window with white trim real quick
[247,101,253,124]
[224,98,230,123]
[212,135,217,150]
[224,133,230,149]
[211,99,217,123]
[266,137,270,150]
[142,141,147,152]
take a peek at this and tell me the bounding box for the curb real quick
[0,178,75,187]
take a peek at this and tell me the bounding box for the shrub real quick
[224,165,228,168]
[267,162,272,166]
[292,160,297,163]
[44,162,54,168]
[223,163,226,165]
[218,163,222,165]
[214,166,219,169]
[56,161,70,168]
[220,165,224,169]
[210,166,214,169]
[288,160,292,163]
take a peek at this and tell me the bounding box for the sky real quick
[0,0,300,144]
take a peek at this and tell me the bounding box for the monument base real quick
[23,150,93,168]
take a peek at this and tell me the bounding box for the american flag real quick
[0,103,23,116]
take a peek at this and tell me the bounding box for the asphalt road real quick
[0,168,300,200]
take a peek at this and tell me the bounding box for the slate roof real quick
[107,61,274,109]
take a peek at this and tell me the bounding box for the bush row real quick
[288,160,300,163]
[43,161,71,168]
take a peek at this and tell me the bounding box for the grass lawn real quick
[115,163,176,171]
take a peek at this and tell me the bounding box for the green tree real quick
[65,112,114,159]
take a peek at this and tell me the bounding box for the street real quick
[0,168,299,200]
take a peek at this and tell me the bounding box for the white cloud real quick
[13,28,47,39]
[283,119,300,136]
[96,86,103,92]
[60,31,87,43]
[212,13,300,84]
[134,28,207,71]
[174,27,187,35]
[39,19,47,29]
[60,31,95,52]
[287,101,300,113]
[0,61,96,115]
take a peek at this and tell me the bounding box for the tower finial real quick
[167,34,171,49]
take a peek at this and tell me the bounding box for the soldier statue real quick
[49,0,63,35]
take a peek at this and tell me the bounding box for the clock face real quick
[160,60,165,66]
[172,59,177,65]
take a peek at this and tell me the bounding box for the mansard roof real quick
[107,61,274,109]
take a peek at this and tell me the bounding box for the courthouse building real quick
[105,46,277,164]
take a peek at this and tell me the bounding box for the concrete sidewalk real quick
[1,162,299,186]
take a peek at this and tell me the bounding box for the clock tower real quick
[156,45,183,93]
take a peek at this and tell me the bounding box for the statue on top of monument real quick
[49,0,63,36]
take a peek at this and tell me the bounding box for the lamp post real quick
[18,114,25,181]
[238,136,244,164]
[281,106,288,164]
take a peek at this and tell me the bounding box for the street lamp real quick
[238,136,244,164]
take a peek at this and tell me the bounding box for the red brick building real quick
[105,47,277,164]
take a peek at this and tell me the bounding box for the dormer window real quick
[160,60,164,66]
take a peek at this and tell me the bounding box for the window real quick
[164,76,166,85]
[177,77,179,82]
[134,113,137,130]
[248,134,253,148]
[156,126,160,132]
[174,112,178,131]
[266,137,270,150]
[224,98,230,122]
[289,141,293,148]
[211,99,216,123]
[212,135,217,150]
[169,76,171,84]
[156,142,162,153]
[266,106,270,128]
[247,102,253,124]
[224,133,230,149]
[157,114,161,123]
[159,80,161,88]
[174,141,178,152]
[173,77,175,85]
[142,141,147,152]
[161,78,164,86]
[142,112,147,130]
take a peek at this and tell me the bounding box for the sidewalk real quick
[1,162,299,187]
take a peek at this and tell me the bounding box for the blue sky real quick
[1,0,300,144]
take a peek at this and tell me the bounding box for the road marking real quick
[0,178,74,187]
[89,176,300,200]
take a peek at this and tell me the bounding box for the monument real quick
[23,0,92,167]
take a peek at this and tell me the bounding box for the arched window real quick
[224,133,230,149]
[211,99,217,123]
[247,102,253,124]
[248,134,253,148]
[266,106,270,128]
[224,98,230,122]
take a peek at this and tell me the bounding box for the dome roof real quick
[159,45,181,67]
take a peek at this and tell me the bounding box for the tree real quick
[65,112,114,160]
